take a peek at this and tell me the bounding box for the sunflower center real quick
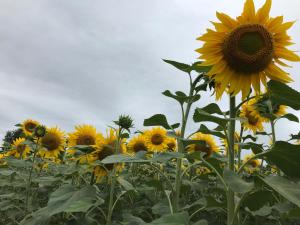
[41,134,61,151]
[167,142,176,150]
[77,135,95,145]
[133,142,147,152]
[151,134,164,145]
[16,144,26,153]
[25,122,37,132]
[194,142,212,157]
[98,145,115,170]
[223,24,273,74]
[246,112,259,125]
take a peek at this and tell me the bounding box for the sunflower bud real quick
[34,125,47,138]
[114,115,134,131]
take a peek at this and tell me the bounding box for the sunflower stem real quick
[270,119,276,144]
[173,73,194,213]
[227,95,236,225]
[25,138,40,212]
[106,128,122,225]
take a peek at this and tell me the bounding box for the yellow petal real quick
[266,16,283,31]
[242,0,256,22]
[275,47,300,61]
[265,63,293,83]
[216,12,238,29]
[207,60,227,75]
[256,0,272,23]
[251,73,261,93]
[272,21,295,33]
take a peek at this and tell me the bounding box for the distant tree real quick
[2,128,24,152]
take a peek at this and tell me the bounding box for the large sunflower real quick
[144,127,168,152]
[92,128,126,181]
[196,0,300,99]
[9,137,31,159]
[240,99,265,133]
[22,119,39,136]
[68,125,105,148]
[127,134,148,154]
[187,132,219,158]
[39,127,66,159]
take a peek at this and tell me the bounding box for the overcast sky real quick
[0,0,299,142]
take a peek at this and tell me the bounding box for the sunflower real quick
[22,119,39,136]
[240,99,265,133]
[166,137,177,151]
[243,154,261,173]
[187,132,219,158]
[9,138,31,159]
[39,127,66,159]
[92,128,126,181]
[68,125,105,148]
[144,127,168,152]
[221,132,240,155]
[196,0,300,99]
[127,134,148,154]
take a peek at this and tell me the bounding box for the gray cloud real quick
[0,0,299,142]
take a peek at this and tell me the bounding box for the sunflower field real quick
[1,0,300,225]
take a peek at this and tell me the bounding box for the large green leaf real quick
[147,212,189,225]
[261,176,300,207]
[144,114,172,130]
[191,61,212,73]
[163,59,192,73]
[193,108,228,128]
[20,185,96,225]
[201,103,223,115]
[263,141,300,178]
[223,169,254,193]
[268,80,300,110]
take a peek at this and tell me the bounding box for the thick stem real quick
[106,128,122,225]
[173,75,194,212]
[237,126,244,168]
[227,96,236,225]
[270,119,276,144]
[25,138,40,212]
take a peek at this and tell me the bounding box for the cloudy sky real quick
[0,0,299,141]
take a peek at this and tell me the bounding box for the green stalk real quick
[106,128,122,225]
[25,138,40,212]
[227,96,236,225]
[237,126,244,168]
[173,74,194,212]
[270,119,276,144]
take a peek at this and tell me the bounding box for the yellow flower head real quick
[9,137,31,159]
[166,137,177,151]
[240,99,265,133]
[127,134,148,154]
[39,127,66,159]
[68,125,105,148]
[196,0,300,99]
[22,119,40,136]
[187,132,219,158]
[144,127,168,153]
[243,154,261,173]
[91,128,126,180]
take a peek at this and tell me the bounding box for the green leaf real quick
[147,212,189,225]
[117,177,135,191]
[152,152,184,163]
[201,103,223,115]
[279,113,299,123]
[193,220,208,225]
[191,61,212,73]
[163,59,192,73]
[0,169,16,176]
[193,108,228,128]
[261,176,300,207]
[264,141,300,178]
[242,190,275,211]
[197,124,225,139]
[144,114,171,130]
[223,169,254,193]
[100,153,148,164]
[268,80,300,110]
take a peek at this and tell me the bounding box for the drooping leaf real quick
[197,124,225,139]
[268,80,300,110]
[223,169,254,193]
[191,61,212,73]
[201,103,223,115]
[279,113,299,123]
[264,141,300,178]
[163,59,192,73]
[193,108,228,128]
[144,114,172,130]
[147,212,189,225]
[261,176,300,207]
